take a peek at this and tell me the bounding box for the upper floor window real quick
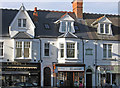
[44,43,49,56]
[16,41,30,58]
[0,42,3,56]
[67,43,75,58]
[99,23,111,34]
[18,19,27,27]
[103,44,112,58]
[60,44,64,58]
[59,21,75,33]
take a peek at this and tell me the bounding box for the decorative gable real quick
[92,16,112,35]
[9,4,35,38]
[55,13,75,33]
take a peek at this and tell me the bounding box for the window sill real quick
[15,57,32,59]
[102,58,116,61]
[0,56,4,59]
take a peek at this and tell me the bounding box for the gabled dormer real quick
[9,4,35,38]
[55,13,75,33]
[92,16,112,35]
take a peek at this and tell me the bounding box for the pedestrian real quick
[79,81,83,88]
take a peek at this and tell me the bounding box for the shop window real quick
[0,42,3,57]
[16,41,31,58]
[103,44,112,58]
[44,43,50,56]
[67,43,75,58]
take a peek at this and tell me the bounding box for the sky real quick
[0,0,120,14]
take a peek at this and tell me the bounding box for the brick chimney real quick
[33,7,38,22]
[72,0,83,19]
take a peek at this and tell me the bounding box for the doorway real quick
[86,69,92,88]
[44,67,51,86]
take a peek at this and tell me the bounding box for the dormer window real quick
[59,21,75,33]
[99,23,112,35]
[18,19,27,27]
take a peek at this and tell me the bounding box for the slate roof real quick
[13,32,33,39]
[0,9,120,40]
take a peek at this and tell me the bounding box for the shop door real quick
[67,72,73,87]
[86,69,92,88]
[44,67,51,86]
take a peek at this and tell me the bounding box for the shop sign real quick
[57,67,84,71]
[99,65,120,73]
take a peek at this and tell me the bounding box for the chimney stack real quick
[72,0,83,19]
[33,7,38,22]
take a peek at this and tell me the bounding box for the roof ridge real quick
[38,9,73,13]
[84,12,120,16]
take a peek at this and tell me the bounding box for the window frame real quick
[15,41,31,59]
[66,42,75,58]
[18,18,27,28]
[0,42,4,57]
[44,42,50,57]
[103,44,112,59]
[59,43,64,58]
[99,23,111,34]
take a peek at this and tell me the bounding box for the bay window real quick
[60,44,64,58]
[16,41,31,58]
[0,42,3,56]
[67,43,75,58]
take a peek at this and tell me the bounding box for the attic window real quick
[44,23,50,30]
[18,19,27,27]
[59,21,75,33]
[99,23,111,35]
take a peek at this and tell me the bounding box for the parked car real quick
[14,82,38,88]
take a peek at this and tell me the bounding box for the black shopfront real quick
[1,62,40,87]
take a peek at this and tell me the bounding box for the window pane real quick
[100,24,104,33]
[60,44,64,58]
[24,42,30,58]
[23,19,26,27]
[68,22,71,32]
[62,22,66,32]
[18,19,21,27]
[16,41,22,57]
[0,42,3,56]
[77,43,79,58]
[105,24,109,33]
[67,43,75,58]
[103,44,107,58]
[108,44,112,58]
[44,43,49,56]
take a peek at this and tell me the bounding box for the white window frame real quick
[59,43,64,58]
[0,42,4,57]
[43,42,50,57]
[18,18,27,28]
[103,44,112,59]
[59,21,75,33]
[99,23,111,35]
[15,41,32,59]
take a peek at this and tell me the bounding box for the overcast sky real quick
[0,0,120,14]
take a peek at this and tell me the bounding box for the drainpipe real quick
[94,41,97,87]
[81,38,84,64]
[39,38,42,87]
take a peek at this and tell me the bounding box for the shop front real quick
[2,62,40,87]
[53,63,85,87]
[97,65,120,87]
